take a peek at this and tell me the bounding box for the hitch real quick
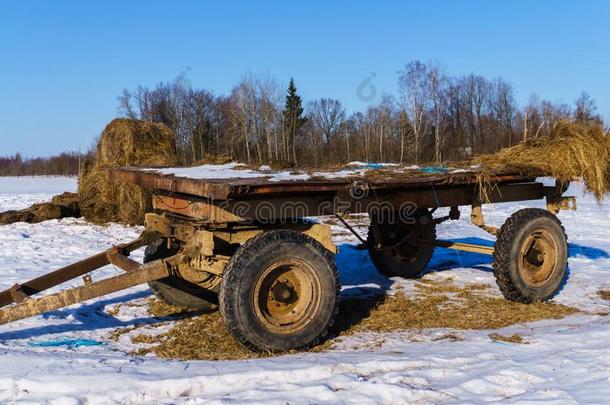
[0,232,168,326]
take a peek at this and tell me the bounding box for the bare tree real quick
[398,61,430,164]
[307,98,346,146]
[574,91,600,124]
[427,64,448,163]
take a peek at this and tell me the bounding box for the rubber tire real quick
[145,239,218,311]
[367,209,436,278]
[493,208,568,303]
[219,230,339,352]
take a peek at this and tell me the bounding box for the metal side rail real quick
[0,233,168,325]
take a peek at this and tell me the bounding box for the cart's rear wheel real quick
[145,239,218,311]
[493,208,568,303]
[219,230,339,352]
[367,208,436,278]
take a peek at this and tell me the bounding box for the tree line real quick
[3,60,605,176]
[118,61,604,167]
[0,152,84,176]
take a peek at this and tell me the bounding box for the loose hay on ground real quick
[488,333,525,344]
[129,298,261,360]
[598,290,610,300]
[0,192,80,224]
[128,279,579,360]
[335,280,578,334]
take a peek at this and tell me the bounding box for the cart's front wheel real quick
[493,208,568,303]
[219,230,339,352]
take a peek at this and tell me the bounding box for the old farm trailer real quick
[0,168,576,352]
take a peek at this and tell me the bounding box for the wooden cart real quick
[0,167,576,352]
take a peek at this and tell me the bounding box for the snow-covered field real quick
[1,176,610,404]
[0,176,77,211]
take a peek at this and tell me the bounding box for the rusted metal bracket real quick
[546,196,577,213]
[471,201,498,236]
[543,181,576,214]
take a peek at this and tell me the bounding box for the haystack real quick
[79,118,177,225]
[475,120,610,200]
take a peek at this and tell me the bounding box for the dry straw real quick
[475,120,610,200]
[127,279,578,360]
[78,119,177,225]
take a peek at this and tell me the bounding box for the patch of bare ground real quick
[126,279,579,360]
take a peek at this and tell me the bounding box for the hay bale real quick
[79,119,177,225]
[0,192,80,225]
[475,121,610,200]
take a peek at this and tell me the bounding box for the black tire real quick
[367,208,436,278]
[219,230,339,352]
[145,239,218,311]
[493,208,568,303]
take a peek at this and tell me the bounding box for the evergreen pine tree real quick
[283,78,307,164]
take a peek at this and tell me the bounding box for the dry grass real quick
[598,290,610,300]
[128,279,579,360]
[79,119,177,225]
[324,280,578,337]
[475,120,610,200]
[488,333,524,344]
[130,298,261,360]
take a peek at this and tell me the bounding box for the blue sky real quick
[1,1,609,156]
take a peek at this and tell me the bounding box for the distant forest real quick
[0,152,83,176]
[2,60,606,175]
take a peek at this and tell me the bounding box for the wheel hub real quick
[519,230,557,286]
[271,281,296,303]
[253,259,321,335]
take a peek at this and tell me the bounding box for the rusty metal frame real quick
[151,182,547,224]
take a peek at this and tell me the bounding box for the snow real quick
[147,162,479,184]
[146,162,425,183]
[1,176,610,403]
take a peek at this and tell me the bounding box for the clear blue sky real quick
[1,0,609,156]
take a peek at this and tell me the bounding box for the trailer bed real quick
[107,164,536,201]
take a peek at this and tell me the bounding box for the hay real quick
[128,279,579,360]
[598,290,610,300]
[129,298,259,361]
[475,120,610,200]
[0,192,80,225]
[488,333,524,344]
[325,280,578,336]
[78,119,177,225]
